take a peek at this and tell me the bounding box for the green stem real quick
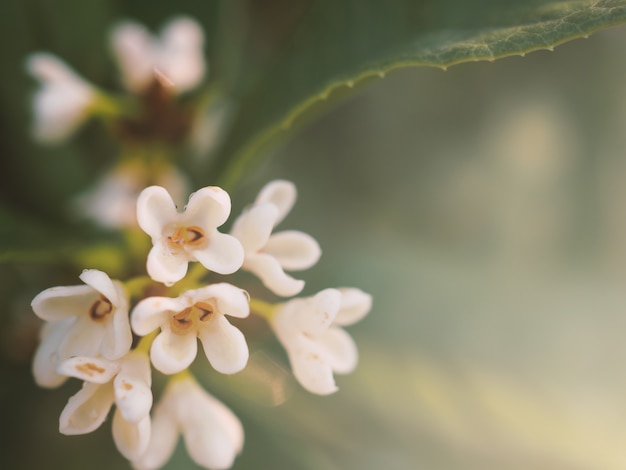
[135,330,157,354]
[250,298,277,322]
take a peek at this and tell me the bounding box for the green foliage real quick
[208,0,626,186]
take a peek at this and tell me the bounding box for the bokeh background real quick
[3,1,626,469]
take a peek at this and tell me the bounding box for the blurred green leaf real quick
[209,0,626,187]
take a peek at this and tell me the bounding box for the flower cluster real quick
[31,180,371,469]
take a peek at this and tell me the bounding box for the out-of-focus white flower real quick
[26,53,96,142]
[77,162,189,229]
[31,269,132,368]
[132,375,243,470]
[131,283,249,375]
[58,350,152,460]
[271,288,371,395]
[137,186,244,286]
[110,16,205,94]
[231,180,321,297]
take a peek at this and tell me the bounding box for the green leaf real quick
[209,0,626,187]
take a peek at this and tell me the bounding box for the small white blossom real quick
[26,53,96,142]
[132,375,243,470]
[77,162,189,229]
[31,270,133,377]
[58,350,152,460]
[110,16,205,94]
[131,283,249,375]
[272,288,371,395]
[137,186,244,286]
[231,180,321,297]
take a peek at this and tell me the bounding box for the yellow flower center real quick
[170,301,215,335]
[166,225,206,250]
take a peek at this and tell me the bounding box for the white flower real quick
[231,180,321,297]
[58,350,152,460]
[110,16,205,94]
[77,162,189,229]
[132,375,243,470]
[31,269,132,365]
[272,288,371,395]
[131,283,249,375]
[137,186,244,286]
[31,318,74,388]
[26,52,96,142]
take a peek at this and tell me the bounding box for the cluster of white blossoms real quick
[31,179,372,469]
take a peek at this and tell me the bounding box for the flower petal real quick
[79,269,121,306]
[244,253,304,297]
[296,288,341,336]
[110,20,155,93]
[158,16,205,92]
[175,378,244,470]
[318,327,359,374]
[288,338,337,395]
[334,288,372,326]
[57,356,120,384]
[31,284,97,321]
[231,204,278,252]
[192,231,244,275]
[131,391,178,470]
[57,314,104,359]
[255,180,296,225]
[146,242,189,286]
[114,351,153,423]
[59,382,114,435]
[194,283,250,319]
[184,186,231,229]
[150,328,197,375]
[32,319,74,388]
[131,296,184,336]
[264,230,321,271]
[101,293,133,360]
[198,315,248,374]
[113,411,151,461]
[137,186,179,240]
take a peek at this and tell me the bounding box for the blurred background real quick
[3,1,626,469]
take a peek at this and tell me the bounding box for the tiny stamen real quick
[90,295,113,321]
[196,301,214,321]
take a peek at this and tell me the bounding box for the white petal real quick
[113,411,151,461]
[31,284,97,321]
[59,382,114,435]
[157,16,205,92]
[264,230,321,270]
[110,21,155,93]
[198,316,248,374]
[79,269,121,306]
[255,180,296,225]
[150,328,198,375]
[57,314,104,359]
[114,350,153,423]
[146,242,189,286]
[318,327,358,374]
[192,231,244,275]
[101,287,133,360]
[296,289,341,336]
[193,283,250,319]
[334,288,372,326]
[57,356,120,384]
[131,391,178,470]
[184,186,231,229]
[131,297,184,336]
[230,204,278,252]
[244,253,304,297]
[137,186,179,240]
[288,338,337,395]
[175,378,244,470]
[26,53,95,142]
[32,319,74,388]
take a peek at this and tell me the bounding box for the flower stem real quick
[249,298,277,322]
[135,330,157,354]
